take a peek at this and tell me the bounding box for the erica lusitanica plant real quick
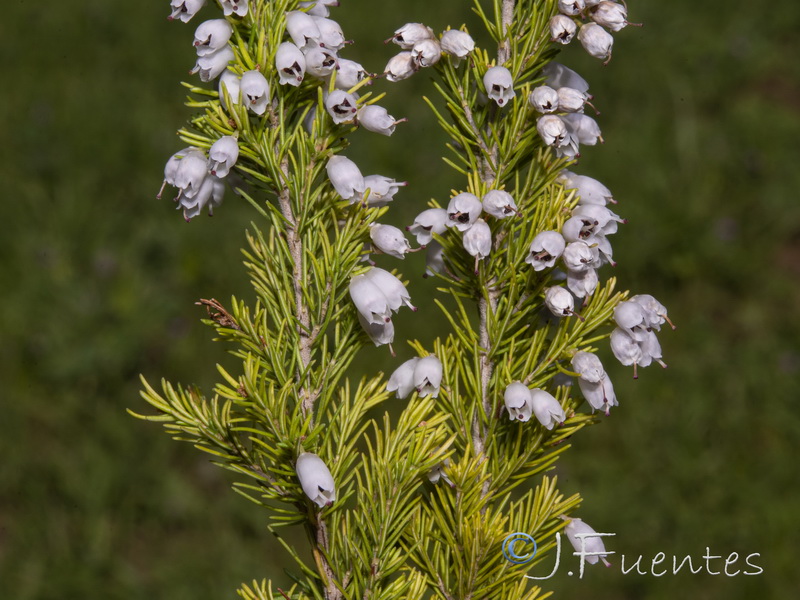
[136,1,673,598]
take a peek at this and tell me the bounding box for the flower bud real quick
[558,0,585,16]
[482,190,517,218]
[295,453,335,508]
[530,85,559,113]
[169,0,205,23]
[446,193,482,232]
[536,115,568,147]
[208,135,239,177]
[357,104,401,136]
[276,42,306,86]
[440,29,475,58]
[557,87,589,112]
[483,66,515,107]
[408,208,448,245]
[240,70,270,115]
[562,517,612,566]
[530,389,566,430]
[387,357,420,399]
[550,15,577,44]
[544,286,575,318]
[504,382,533,422]
[220,0,248,17]
[191,45,234,82]
[194,19,233,56]
[578,22,614,63]
[370,224,412,259]
[525,231,566,271]
[325,89,358,124]
[334,59,369,90]
[384,52,418,82]
[414,355,443,398]
[364,175,407,206]
[286,11,321,50]
[327,155,365,202]
[303,46,338,78]
[412,39,442,67]
[311,16,346,51]
[543,62,589,93]
[388,23,435,49]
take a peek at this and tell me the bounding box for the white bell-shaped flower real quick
[530,85,559,113]
[504,382,533,422]
[327,156,365,202]
[536,115,568,147]
[558,170,614,205]
[558,0,585,16]
[440,29,475,59]
[557,87,590,113]
[158,147,199,199]
[218,69,241,110]
[296,452,335,508]
[562,516,612,566]
[325,89,358,124]
[220,0,248,17]
[446,193,482,232]
[427,461,454,486]
[562,113,603,145]
[610,327,643,368]
[384,52,418,82]
[571,351,605,383]
[299,0,338,17]
[357,104,401,136]
[566,267,599,299]
[174,151,208,198]
[525,231,566,271]
[531,389,566,430]
[630,294,674,330]
[414,355,443,398]
[483,66,515,107]
[364,267,416,312]
[591,1,633,32]
[334,59,369,90]
[561,216,591,244]
[388,23,435,49]
[482,190,517,218]
[584,0,603,5]
[349,273,391,324]
[387,357,420,398]
[408,208,448,246]
[463,218,492,271]
[572,352,616,414]
[180,174,224,220]
[194,19,233,56]
[412,39,442,67]
[563,241,599,272]
[545,286,576,318]
[370,224,412,259]
[312,16,346,51]
[286,11,321,50]
[578,22,614,63]
[191,45,234,82]
[276,42,306,86]
[613,300,646,332]
[358,312,395,348]
[550,15,577,44]
[640,330,667,369]
[364,175,407,207]
[573,204,623,235]
[208,135,239,177]
[424,242,445,278]
[303,47,338,78]
[543,62,589,93]
[240,70,270,115]
[169,0,206,23]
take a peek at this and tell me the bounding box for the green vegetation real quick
[1,0,798,598]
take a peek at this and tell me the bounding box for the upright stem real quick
[497,0,515,65]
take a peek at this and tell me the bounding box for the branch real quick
[497,0,515,65]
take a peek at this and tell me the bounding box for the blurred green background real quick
[1,0,798,598]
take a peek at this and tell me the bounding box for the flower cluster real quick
[503,382,567,429]
[383,23,475,82]
[610,295,675,378]
[387,355,443,399]
[550,1,640,64]
[349,267,416,351]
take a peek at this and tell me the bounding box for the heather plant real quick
[136,1,671,598]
